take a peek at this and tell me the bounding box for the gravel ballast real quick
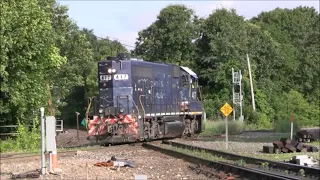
[173,139,267,155]
[1,144,210,180]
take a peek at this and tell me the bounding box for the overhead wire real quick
[95,34,136,49]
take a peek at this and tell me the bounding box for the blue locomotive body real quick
[87,54,204,143]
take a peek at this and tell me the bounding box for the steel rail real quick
[142,142,308,180]
[163,140,320,179]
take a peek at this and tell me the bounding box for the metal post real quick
[239,70,243,121]
[40,107,46,175]
[225,116,228,149]
[76,112,80,141]
[232,68,235,121]
[290,114,294,140]
[247,54,256,111]
[290,122,293,140]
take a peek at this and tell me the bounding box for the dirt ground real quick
[1,143,211,180]
[56,128,92,148]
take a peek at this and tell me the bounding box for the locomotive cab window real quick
[182,75,189,87]
[191,77,198,100]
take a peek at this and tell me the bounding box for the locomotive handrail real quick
[85,97,94,130]
[139,95,146,120]
[127,95,140,118]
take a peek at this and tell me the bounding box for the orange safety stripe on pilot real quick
[98,124,108,135]
[88,116,99,129]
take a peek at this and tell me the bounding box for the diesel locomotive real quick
[85,54,205,144]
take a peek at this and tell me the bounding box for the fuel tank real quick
[163,121,185,138]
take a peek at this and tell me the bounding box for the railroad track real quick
[160,140,320,179]
[142,142,305,180]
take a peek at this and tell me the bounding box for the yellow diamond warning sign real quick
[220,103,233,117]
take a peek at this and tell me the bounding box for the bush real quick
[203,99,219,120]
[202,120,245,135]
[0,119,40,153]
[273,118,301,133]
[274,90,319,128]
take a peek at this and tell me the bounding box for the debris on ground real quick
[11,169,40,179]
[296,129,320,142]
[94,155,136,169]
[286,155,320,168]
[262,137,319,154]
[134,174,148,180]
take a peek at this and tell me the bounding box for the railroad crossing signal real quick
[220,103,233,117]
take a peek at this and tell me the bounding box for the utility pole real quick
[76,112,80,141]
[247,54,256,111]
[40,107,46,175]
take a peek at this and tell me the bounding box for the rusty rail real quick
[162,140,320,179]
[142,142,309,180]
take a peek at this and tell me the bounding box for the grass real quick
[163,142,320,164]
[201,120,246,136]
[239,151,320,162]
[161,144,230,162]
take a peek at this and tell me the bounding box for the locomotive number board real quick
[114,74,129,80]
[100,74,129,81]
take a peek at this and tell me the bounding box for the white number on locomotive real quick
[114,74,129,80]
[100,75,112,81]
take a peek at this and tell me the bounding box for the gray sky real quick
[57,0,320,50]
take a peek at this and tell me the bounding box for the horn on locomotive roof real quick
[116,53,126,60]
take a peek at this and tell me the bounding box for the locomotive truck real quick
[85,54,205,144]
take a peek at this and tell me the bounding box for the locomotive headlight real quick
[107,68,116,73]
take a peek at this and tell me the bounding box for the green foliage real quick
[0,0,128,127]
[202,120,245,136]
[135,4,199,67]
[0,0,66,125]
[273,90,319,132]
[235,159,247,167]
[0,119,40,153]
[135,5,319,131]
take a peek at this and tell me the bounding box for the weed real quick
[235,159,246,167]
[261,162,269,171]
[299,169,305,178]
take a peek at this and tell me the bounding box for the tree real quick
[195,8,248,118]
[251,6,320,103]
[0,0,65,125]
[135,4,200,66]
[59,29,128,125]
